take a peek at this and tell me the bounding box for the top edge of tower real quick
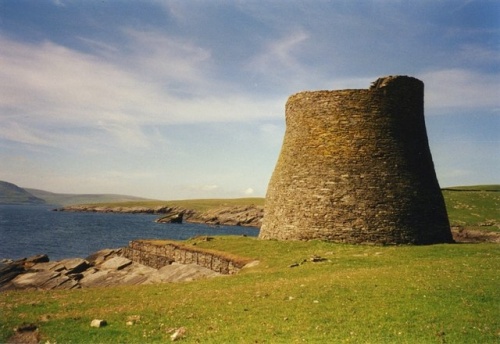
[288,75,423,100]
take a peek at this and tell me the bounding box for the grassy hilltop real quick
[1,186,499,343]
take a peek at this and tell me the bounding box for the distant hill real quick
[25,188,154,206]
[0,181,46,205]
[0,180,154,206]
[442,185,500,192]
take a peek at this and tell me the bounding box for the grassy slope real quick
[25,188,154,206]
[442,185,499,231]
[1,238,498,343]
[0,181,45,204]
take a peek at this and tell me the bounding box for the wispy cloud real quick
[419,69,500,112]
[246,29,310,85]
[0,34,283,151]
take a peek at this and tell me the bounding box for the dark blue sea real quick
[0,205,259,261]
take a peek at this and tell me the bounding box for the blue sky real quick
[0,0,498,199]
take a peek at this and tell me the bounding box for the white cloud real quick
[419,69,500,112]
[244,187,254,195]
[119,29,212,91]
[0,34,283,150]
[0,122,53,146]
[246,30,310,84]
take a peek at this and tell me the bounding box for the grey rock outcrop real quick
[187,205,263,227]
[0,248,221,292]
[156,212,184,223]
[61,204,263,228]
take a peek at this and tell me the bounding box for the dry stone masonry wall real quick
[260,76,453,245]
[122,240,249,274]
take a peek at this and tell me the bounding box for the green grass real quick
[443,185,500,192]
[442,185,499,231]
[1,237,499,343]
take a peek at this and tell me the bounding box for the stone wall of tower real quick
[259,76,453,244]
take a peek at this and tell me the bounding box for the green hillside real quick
[442,185,499,231]
[0,181,45,205]
[25,188,154,206]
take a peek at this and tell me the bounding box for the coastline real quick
[59,204,264,228]
[0,236,258,292]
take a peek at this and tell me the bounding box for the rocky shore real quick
[0,248,221,292]
[60,204,264,228]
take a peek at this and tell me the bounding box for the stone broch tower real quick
[260,76,453,244]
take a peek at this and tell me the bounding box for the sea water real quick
[0,204,259,261]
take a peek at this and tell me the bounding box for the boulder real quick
[90,319,107,328]
[155,212,183,224]
[25,254,49,267]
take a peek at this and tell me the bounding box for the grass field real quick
[1,187,499,343]
[1,238,499,343]
[442,185,499,231]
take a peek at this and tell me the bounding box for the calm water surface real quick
[0,205,259,260]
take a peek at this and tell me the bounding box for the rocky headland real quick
[60,204,264,228]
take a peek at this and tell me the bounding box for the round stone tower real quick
[260,76,453,244]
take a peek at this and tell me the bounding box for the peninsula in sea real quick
[0,180,153,206]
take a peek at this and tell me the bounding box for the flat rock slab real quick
[30,261,61,271]
[100,257,132,270]
[86,248,122,265]
[0,263,25,286]
[79,262,156,288]
[12,271,61,289]
[79,270,110,288]
[147,263,221,284]
[62,258,90,273]
[50,258,90,274]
